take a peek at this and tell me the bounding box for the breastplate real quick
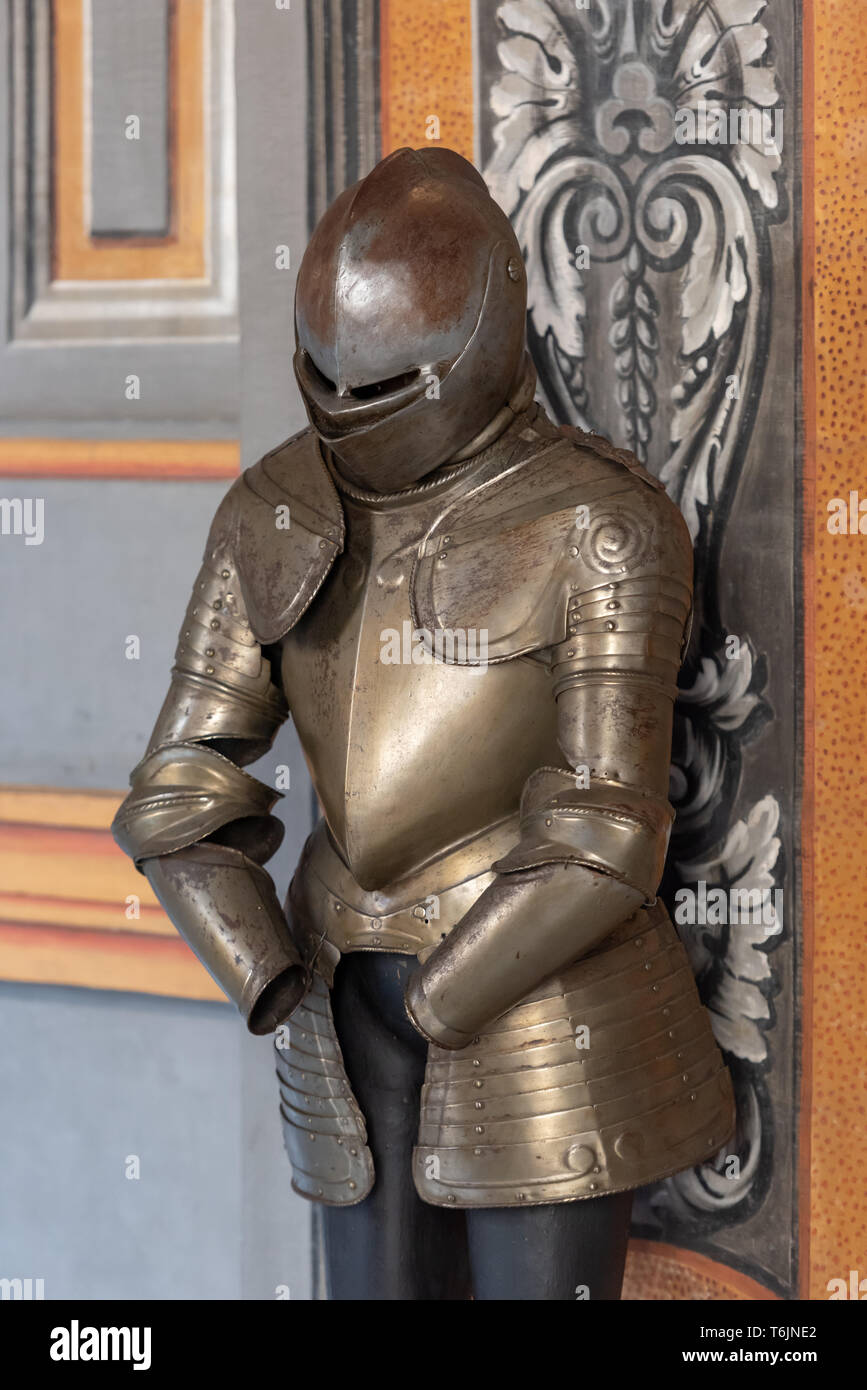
[280,464,560,891]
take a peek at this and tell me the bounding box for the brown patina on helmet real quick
[294,146,528,492]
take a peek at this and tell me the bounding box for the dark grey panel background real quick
[475,0,800,1296]
[0,1,314,1299]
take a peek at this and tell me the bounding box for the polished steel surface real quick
[281,410,564,891]
[414,904,735,1207]
[274,974,374,1205]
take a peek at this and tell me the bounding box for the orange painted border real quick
[625,1240,780,1301]
[53,0,206,281]
[805,0,867,1301]
[0,922,222,1001]
[799,0,817,1304]
[0,438,239,478]
[0,786,223,1002]
[379,0,474,160]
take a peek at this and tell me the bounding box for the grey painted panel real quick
[0,477,228,788]
[0,345,240,432]
[0,982,313,1300]
[90,0,170,236]
[0,983,242,1299]
[235,0,309,464]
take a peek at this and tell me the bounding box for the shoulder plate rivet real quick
[474,1147,483,1156]
[607,601,620,610]
[507,257,521,281]
[319,539,327,549]
[472,1058,481,1066]
[606,621,617,631]
[447,1194,456,1202]
[473,1079,483,1088]
[206,667,215,675]
[474,1101,483,1110]
[350,1148,357,1156]
[644,962,652,971]
[474,1125,484,1133]
[205,648,215,658]
[348,1180,357,1190]
[689,1093,697,1101]
[221,569,230,579]
[634,937,643,947]
[568,546,579,557]
[210,619,220,630]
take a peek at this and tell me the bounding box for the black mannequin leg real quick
[465,1192,633,1301]
[321,953,471,1301]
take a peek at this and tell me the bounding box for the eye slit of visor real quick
[304,353,337,392]
[348,368,420,400]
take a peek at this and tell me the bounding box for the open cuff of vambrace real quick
[491,767,673,904]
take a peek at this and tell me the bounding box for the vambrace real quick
[112,488,306,1033]
[406,565,692,1049]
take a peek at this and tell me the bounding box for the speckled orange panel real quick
[623,1243,779,1301]
[807,0,867,1300]
[380,0,474,159]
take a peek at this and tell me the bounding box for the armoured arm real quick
[405,477,692,1048]
[112,484,307,1034]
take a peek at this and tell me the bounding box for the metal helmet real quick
[293,146,529,492]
